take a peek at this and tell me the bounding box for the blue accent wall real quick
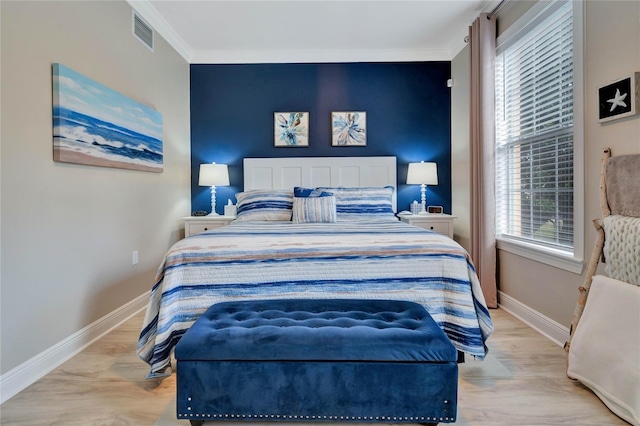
[191,62,451,214]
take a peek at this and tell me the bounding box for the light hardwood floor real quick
[0,309,626,426]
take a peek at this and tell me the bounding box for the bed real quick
[137,156,493,379]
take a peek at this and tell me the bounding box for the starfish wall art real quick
[597,72,639,123]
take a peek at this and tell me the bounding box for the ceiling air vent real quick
[132,11,154,52]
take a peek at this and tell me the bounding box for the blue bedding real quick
[137,220,493,378]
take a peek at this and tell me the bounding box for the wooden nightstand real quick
[183,216,235,238]
[399,213,456,239]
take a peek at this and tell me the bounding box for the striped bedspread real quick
[137,220,493,378]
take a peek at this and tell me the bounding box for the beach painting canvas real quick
[52,63,163,172]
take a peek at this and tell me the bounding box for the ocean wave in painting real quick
[53,106,162,169]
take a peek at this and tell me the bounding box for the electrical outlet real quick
[132,250,139,265]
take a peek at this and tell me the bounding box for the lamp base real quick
[209,185,218,216]
[420,184,427,214]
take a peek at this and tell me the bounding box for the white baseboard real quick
[498,291,570,347]
[0,292,149,404]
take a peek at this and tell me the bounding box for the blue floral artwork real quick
[52,63,163,172]
[274,112,309,147]
[332,112,366,146]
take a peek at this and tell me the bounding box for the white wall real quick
[496,1,640,329]
[451,44,471,251]
[0,0,190,377]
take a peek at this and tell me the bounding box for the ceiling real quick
[127,0,500,64]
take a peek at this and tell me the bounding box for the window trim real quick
[495,0,584,275]
[496,237,583,274]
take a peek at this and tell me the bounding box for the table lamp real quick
[406,161,438,214]
[199,163,229,216]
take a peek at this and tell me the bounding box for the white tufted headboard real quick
[243,156,397,211]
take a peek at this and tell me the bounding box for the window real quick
[495,1,583,273]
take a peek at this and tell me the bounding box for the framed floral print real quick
[332,112,366,146]
[274,112,309,147]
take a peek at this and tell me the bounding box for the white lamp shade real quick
[199,163,229,186]
[406,162,438,185]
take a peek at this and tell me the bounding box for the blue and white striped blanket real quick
[137,220,493,378]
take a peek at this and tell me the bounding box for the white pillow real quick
[292,196,337,223]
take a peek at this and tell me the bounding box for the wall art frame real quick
[332,111,367,146]
[597,72,639,123]
[52,63,163,172]
[274,112,309,147]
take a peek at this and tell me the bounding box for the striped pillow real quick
[315,186,395,221]
[292,196,337,223]
[234,190,293,221]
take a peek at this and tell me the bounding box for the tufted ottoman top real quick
[175,299,457,363]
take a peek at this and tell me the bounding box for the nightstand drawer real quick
[410,220,450,235]
[187,222,226,236]
[183,216,236,238]
[399,214,456,239]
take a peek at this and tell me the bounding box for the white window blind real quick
[495,1,574,252]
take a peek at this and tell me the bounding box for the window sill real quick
[496,237,584,274]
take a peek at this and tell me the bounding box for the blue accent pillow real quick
[234,190,293,221]
[292,196,337,223]
[293,187,334,198]
[315,186,395,221]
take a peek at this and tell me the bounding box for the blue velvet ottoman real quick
[175,299,458,425]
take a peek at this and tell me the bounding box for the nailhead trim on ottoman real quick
[176,299,458,425]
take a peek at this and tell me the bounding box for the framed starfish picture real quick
[597,72,639,123]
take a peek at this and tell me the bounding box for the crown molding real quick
[190,47,452,64]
